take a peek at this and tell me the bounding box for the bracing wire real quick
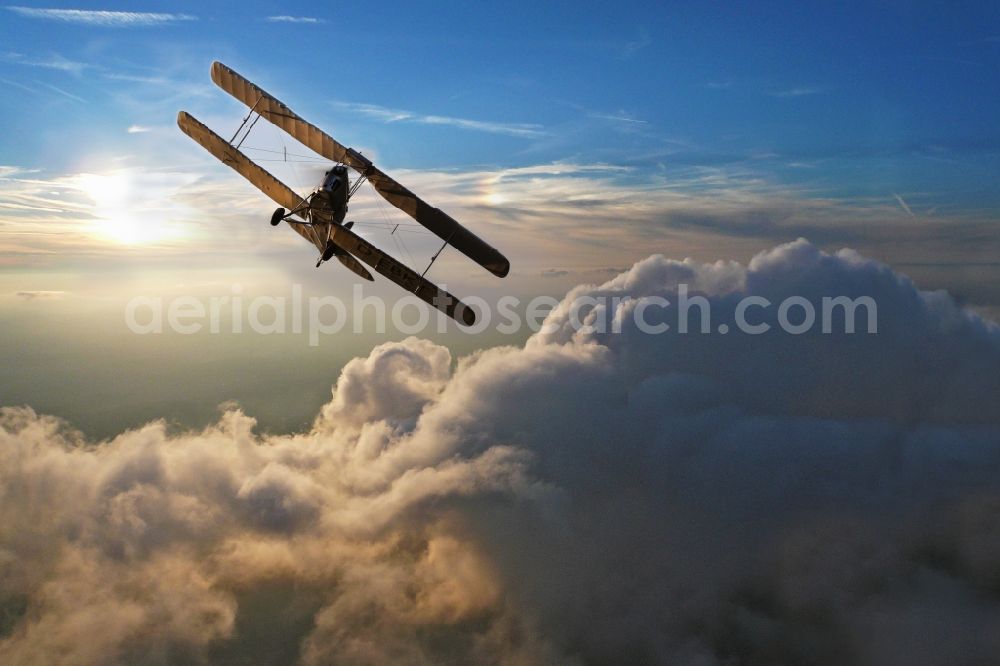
[242,146,329,162]
[366,180,419,266]
[265,123,306,192]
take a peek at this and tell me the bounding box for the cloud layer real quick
[2,240,1000,664]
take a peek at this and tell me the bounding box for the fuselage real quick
[296,165,350,255]
[308,165,349,226]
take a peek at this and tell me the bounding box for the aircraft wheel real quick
[270,207,285,226]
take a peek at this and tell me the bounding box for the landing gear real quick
[270,207,285,226]
[316,241,337,268]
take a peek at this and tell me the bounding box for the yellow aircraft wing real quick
[335,253,374,282]
[209,60,510,278]
[177,110,305,212]
[326,222,477,325]
[177,110,330,252]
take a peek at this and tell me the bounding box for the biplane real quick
[177,61,509,326]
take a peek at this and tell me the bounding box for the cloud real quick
[0,166,39,178]
[14,290,64,299]
[36,81,85,103]
[266,15,324,24]
[540,266,627,279]
[103,73,170,85]
[2,52,90,74]
[771,86,827,98]
[0,166,208,259]
[2,159,997,282]
[0,76,38,95]
[126,125,151,134]
[894,192,916,217]
[588,111,648,126]
[2,240,1000,662]
[619,29,651,59]
[332,101,545,138]
[6,7,195,26]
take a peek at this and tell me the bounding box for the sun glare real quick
[484,191,506,206]
[76,171,184,246]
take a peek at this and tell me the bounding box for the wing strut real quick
[228,93,264,145]
[422,232,455,277]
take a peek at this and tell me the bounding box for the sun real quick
[76,171,182,245]
[481,176,507,206]
[78,172,128,208]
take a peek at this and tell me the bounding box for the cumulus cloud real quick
[2,240,1000,663]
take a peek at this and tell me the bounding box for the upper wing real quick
[177,110,304,212]
[210,61,510,278]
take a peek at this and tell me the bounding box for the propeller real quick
[300,163,333,189]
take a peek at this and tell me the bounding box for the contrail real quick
[893,192,915,217]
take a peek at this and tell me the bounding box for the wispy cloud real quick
[540,266,630,279]
[1,158,992,273]
[2,52,90,74]
[15,290,65,299]
[771,86,826,98]
[0,76,38,94]
[588,112,647,125]
[127,125,152,134]
[894,192,916,217]
[103,72,169,85]
[266,15,324,24]
[0,166,40,178]
[37,81,86,103]
[6,7,195,26]
[101,72,214,101]
[619,28,651,60]
[0,166,204,259]
[331,101,545,138]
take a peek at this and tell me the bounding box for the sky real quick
[3,1,1000,432]
[0,3,998,430]
[3,3,1000,663]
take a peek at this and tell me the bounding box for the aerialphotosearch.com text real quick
[124,283,878,345]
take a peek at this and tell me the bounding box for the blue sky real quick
[2,1,1000,434]
[3,1,1000,296]
[3,1,999,198]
